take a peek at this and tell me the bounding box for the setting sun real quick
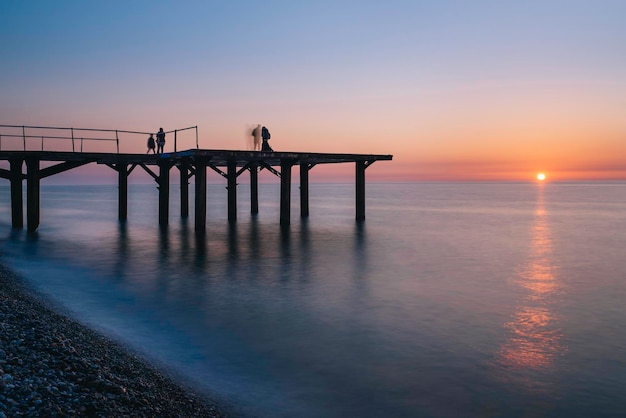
[536,173,546,181]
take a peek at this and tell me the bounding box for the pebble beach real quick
[0,264,227,417]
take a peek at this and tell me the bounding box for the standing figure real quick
[156,128,166,154]
[251,124,261,151]
[261,126,273,152]
[146,134,156,154]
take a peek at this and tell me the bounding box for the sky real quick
[1,0,626,182]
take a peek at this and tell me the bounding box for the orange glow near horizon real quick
[2,81,626,183]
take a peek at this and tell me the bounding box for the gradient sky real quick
[1,1,625,182]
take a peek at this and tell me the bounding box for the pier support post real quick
[356,160,366,221]
[227,159,237,223]
[195,162,207,233]
[158,161,171,226]
[118,163,128,221]
[9,159,23,228]
[26,159,40,232]
[280,160,293,226]
[300,163,310,218]
[250,163,258,215]
[178,162,189,218]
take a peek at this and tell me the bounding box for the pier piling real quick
[117,163,128,221]
[227,159,237,223]
[194,161,207,233]
[300,163,310,218]
[250,164,258,215]
[26,159,40,232]
[158,161,172,225]
[280,160,294,226]
[356,161,366,221]
[178,162,190,218]
[9,159,23,228]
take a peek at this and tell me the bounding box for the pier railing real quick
[0,124,198,153]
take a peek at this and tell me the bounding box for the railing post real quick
[116,130,119,153]
[22,126,26,150]
[71,128,75,152]
[174,129,177,152]
[195,126,198,148]
[41,136,44,151]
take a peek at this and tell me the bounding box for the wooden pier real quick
[0,149,392,233]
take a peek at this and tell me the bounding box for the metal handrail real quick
[0,124,199,153]
[0,133,117,141]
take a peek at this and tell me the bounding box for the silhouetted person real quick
[156,128,166,153]
[261,126,273,151]
[146,134,156,154]
[251,124,261,151]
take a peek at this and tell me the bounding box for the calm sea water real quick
[1,182,626,417]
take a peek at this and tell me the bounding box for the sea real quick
[1,182,625,417]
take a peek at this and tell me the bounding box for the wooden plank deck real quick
[0,149,392,165]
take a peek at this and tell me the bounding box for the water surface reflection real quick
[496,186,567,389]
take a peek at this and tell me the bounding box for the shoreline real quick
[0,263,228,417]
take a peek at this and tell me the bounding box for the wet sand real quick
[0,264,228,417]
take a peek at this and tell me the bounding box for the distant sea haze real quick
[1,182,625,417]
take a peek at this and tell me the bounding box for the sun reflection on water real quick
[496,187,567,381]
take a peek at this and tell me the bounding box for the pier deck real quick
[0,149,393,232]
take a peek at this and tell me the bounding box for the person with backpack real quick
[261,126,273,151]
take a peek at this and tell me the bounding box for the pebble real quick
[0,265,226,417]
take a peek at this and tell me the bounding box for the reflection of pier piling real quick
[1,149,392,232]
